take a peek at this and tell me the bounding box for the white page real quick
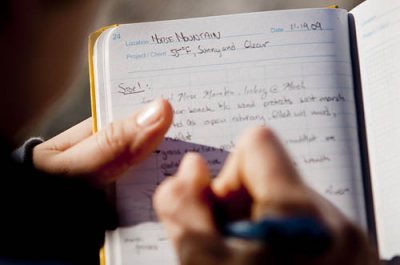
[351,0,400,260]
[94,28,114,129]
[99,8,366,265]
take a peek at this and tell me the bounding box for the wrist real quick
[12,137,44,166]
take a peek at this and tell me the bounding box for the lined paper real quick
[352,0,400,259]
[98,8,366,265]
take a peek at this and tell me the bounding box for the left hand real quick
[33,99,173,185]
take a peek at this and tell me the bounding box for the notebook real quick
[89,0,400,263]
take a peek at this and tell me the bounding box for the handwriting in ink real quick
[325,135,336,142]
[197,43,236,58]
[244,40,270,49]
[151,31,222,45]
[290,21,324,32]
[237,100,256,109]
[310,106,336,118]
[294,110,307,117]
[151,34,174,44]
[174,108,186,115]
[303,155,331,164]
[172,131,192,141]
[188,105,215,113]
[124,237,143,243]
[204,118,227,126]
[217,101,231,111]
[173,118,197,128]
[299,95,317,103]
[219,140,235,151]
[263,96,294,107]
[271,109,292,119]
[183,145,224,155]
[160,149,182,161]
[325,185,350,196]
[176,31,221,42]
[118,82,148,95]
[135,244,158,252]
[203,87,235,99]
[319,93,346,103]
[172,120,184,128]
[283,80,306,91]
[285,134,318,144]
[161,160,180,173]
[169,39,271,58]
[161,158,223,177]
[243,85,269,99]
[231,113,266,124]
[299,93,346,104]
[178,92,197,102]
[170,46,192,58]
[186,119,196,126]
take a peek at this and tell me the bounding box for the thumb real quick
[36,99,173,184]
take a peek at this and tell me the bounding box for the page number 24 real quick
[112,33,121,40]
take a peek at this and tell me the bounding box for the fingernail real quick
[137,99,163,126]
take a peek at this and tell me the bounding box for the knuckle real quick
[266,189,320,217]
[97,121,131,156]
[233,240,269,264]
[335,219,369,257]
[52,155,72,176]
[179,233,229,265]
[339,219,361,241]
[246,126,275,143]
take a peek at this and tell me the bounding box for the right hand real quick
[154,127,380,265]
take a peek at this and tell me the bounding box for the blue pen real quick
[223,216,332,257]
[205,187,331,257]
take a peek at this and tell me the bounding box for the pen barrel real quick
[223,217,332,257]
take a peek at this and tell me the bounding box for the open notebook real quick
[89,0,400,263]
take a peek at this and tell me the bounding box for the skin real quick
[0,1,381,263]
[33,99,173,185]
[154,127,381,265]
[0,0,174,186]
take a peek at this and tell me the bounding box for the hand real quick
[33,99,173,185]
[154,127,379,265]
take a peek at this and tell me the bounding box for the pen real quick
[223,216,332,257]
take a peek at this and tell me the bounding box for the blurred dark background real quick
[37,0,364,139]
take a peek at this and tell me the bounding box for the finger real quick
[154,153,217,247]
[177,233,268,265]
[213,127,308,219]
[214,127,300,198]
[239,127,301,202]
[37,118,93,152]
[212,128,377,265]
[35,99,173,183]
[33,119,93,170]
[177,233,231,265]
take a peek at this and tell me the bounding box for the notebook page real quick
[351,0,400,259]
[101,8,366,265]
[94,28,114,130]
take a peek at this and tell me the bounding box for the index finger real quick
[212,127,305,219]
[37,118,93,152]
